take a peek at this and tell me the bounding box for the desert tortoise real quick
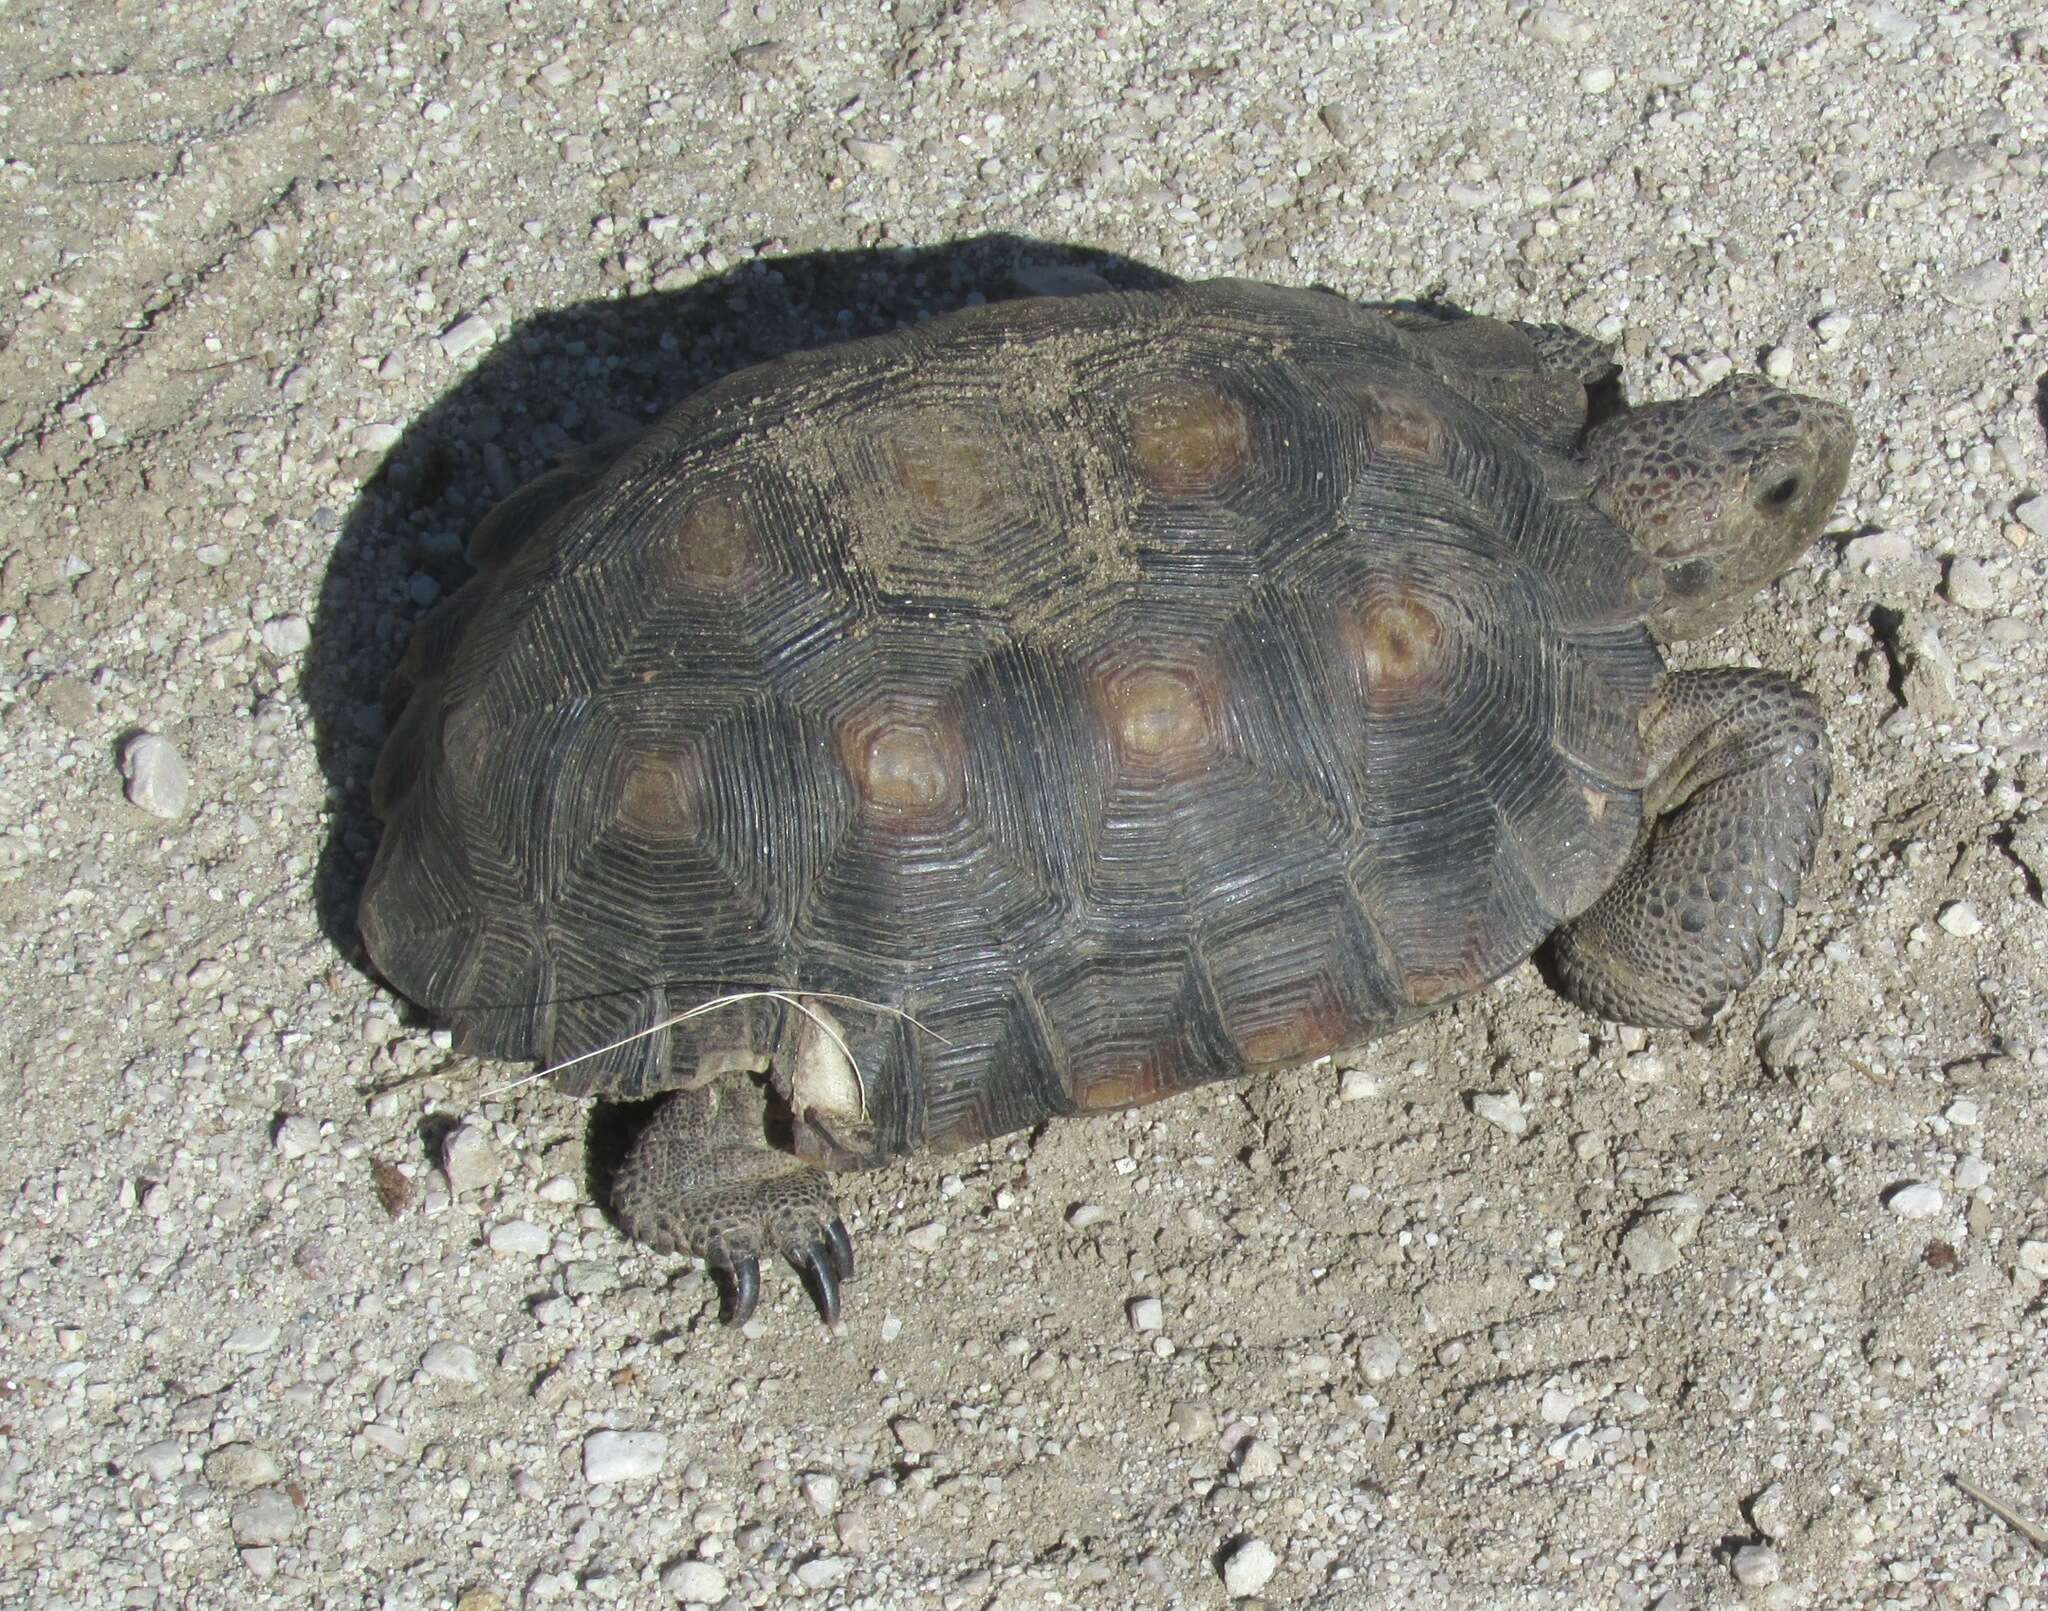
[360,277,1853,1326]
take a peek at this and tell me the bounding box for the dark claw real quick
[792,1241,843,1329]
[823,1216,856,1282]
[717,1256,760,1326]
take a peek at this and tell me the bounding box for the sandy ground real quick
[3,1,2046,1607]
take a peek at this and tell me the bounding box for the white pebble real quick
[488,1219,552,1256]
[1620,1050,1669,1084]
[1732,1542,1781,1587]
[582,1429,669,1484]
[903,1219,946,1253]
[1936,901,1982,937]
[843,138,901,173]
[420,1341,482,1385]
[2014,496,2048,543]
[1943,558,1999,613]
[1472,1092,1528,1135]
[1579,65,1616,93]
[1885,1182,1944,1220]
[437,313,495,360]
[1127,1295,1164,1333]
[1539,1387,1577,1425]
[1237,1439,1282,1480]
[121,733,192,818]
[353,422,402,454]
[223,1324,280,1355]
[1338,1066,1384,1101]
[1814,311,1853,343]
[1066,1203,1106,1229]
[795,1556,850,1589]
[891,1417,935,1456]
[2016,1240,2048,1278]
[1945,1098,1980,1126]
[662,1560,727,1602]
[260,614,311,657]
[1221,1536,1278,1596]
[272,1115,321,1160]
[1763,345,1796,380]
[1622,1226,1680,1276]
[800,1472,841,1516]
[441,1122,502,1193]
[1956,1154,1989,1192]
[132,1440,183,1482]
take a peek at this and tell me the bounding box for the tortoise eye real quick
[1758,474,1802,510]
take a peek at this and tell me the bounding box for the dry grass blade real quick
[1949,1475,2048,1553]
[481,988,953,1121]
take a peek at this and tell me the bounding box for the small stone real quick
[662,1561,727,1602]
[488,1219,551,1256]
[1841,530,1915,573]
[583,1429,669,1484]
[421,1341,482,1385]
[1732,1542,1781,1587]
[891,1417,936,1457]
[272,1114,321,1160]
[1901,623,1958,714]
[562,1260,620,1298]
[132,1440,183,1481]
[1539,1387,1577,1425]
[1945,1098,1981,1127]
[1936,901,1982,938]
[203,1443,281,1493]
[1763,345,1796,380]
[903,1219,946,1253]
[1169,1400,1216,1442]
[1578,65,1615,93]
[2016,1240,2048,1278]
[241,1547,278,1581]
[260,614,311,657]
[1756,998,1819,1074]
[1620,1050,1669,1084]
[437,314,495,360]
[1622,1226,1681,1276]
[122,733,192,818]
[1814,311,1853,343]
[843,138,901,173]
[223,1324,280,1356]
[441,1122,502,1193]
[795,1556,851,1589]
[1751,1480,1796,1539]
[1884,1182,1944,1220]
[1956,1154,1989,1192]
[1338,1066,1384,1101]
[2014,497,2048,544]
[1066,1203,1106,1229]
[1360,1333,1403,1383]
[1520,6,1592,45]
[353,422,403,454]
[1943,558,1999,613]
[1472,1092,1528,1135]
[1237,1438,1282,1480]
[1948,258,2013,306]
[1220,1536,1278,1596]
[231,1487,303,1547]
[1127,1295,1164,1333]
[800,1472,841,1516]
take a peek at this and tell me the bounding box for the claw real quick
[792,1241,843,1329]
[717,1256,760,1327]
[823,1216,856,1282]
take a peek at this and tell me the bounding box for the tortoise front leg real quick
[1547,668,1829,1028]
[614,1083,854,1327]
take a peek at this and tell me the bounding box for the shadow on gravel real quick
[305,233,1179,974]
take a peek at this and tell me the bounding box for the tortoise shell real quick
[360,278,1662,1167]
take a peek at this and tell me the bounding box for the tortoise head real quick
[1583,373,1854,641]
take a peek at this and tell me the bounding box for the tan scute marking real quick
[1236,996,1349,1070]
[1336,589,1448,708]
[440,698,495,779]
[1127,382,1249,495]
[1072,1051,1172,1113]
[654,493,758,591]
[615,747,706,837]
[1403,965,1476,1008]
[1357,384,1449,461]
[1092,663,1217,774]
[889,427,995,522]
[835,699,965,816]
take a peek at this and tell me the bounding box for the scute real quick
[360,278,1663,1159]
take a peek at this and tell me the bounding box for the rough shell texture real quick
[361,279,1663,1164]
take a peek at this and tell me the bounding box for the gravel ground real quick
[3,2,2046,1607]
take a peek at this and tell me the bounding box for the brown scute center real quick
[1356,384,1449,461]
[1071,1050,1172,1113]
[1092,663,1217,773]
[888,427,995,522]
[614,747,705,836]
[439,698,495,780]
[653,492,758,590]
[835,700,964,816]
[1126,382,1250,495]
[1336,590,1448,707]
[1235,996,1350,1069]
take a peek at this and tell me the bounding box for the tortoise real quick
[360,277,1852,1327]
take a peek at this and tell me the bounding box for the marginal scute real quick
[1127,382,1249,494]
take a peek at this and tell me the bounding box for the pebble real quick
[1066,1203,1106,1229]
[1936,901,1982,938]
[1220,1536,1278,1596]
[1732,1542,1782,1587]
[421,1341,483,1385]
[1814,311,1853,343]
[1472,1092,1528,1135]
[1948,259,2013,306]
[223,1324,280,1355]
[1338,1066,1385,1100]
[1751,1481,1796,1539]
[1945,1098,1980,1127]
[795,1556,851,1589]
[1127,1295,1164,1333]
[272,1114,321,1159]
[1539,1387,1577,1425]
[132,1440,183,1482]
[1884,1182,1944,1220]
[353,422,403,454]
[1521,6,1592,45]
[121,733,192,818]
[1169,1400,1216,1442]
[800,1472,841,1516]
[260,614,311,657]
[1955,1154,1989,1192]
[2014,496,2048,544]
[203,1443,282,1493]
[1756,998,1819,1074]
[1578,65,1615,94]
[1622,1226,1681,1276]
[441,1122,502,1193]
[438,313,495,359]
[662,1561,727,1602]
[1237,1439,1282,1480]
[583,1429,669,1484]
[562,1260,620,1298]
[1841,530,1915,573]
[1763,345,1796,380]
[2017,1240,2048,1278]
[843,138,901,173]
[231,1487,303,1547]
[891,1417,936,1457]
[488,1219,551,1256]
[903,1219,946,1253]
[1943,558,1999,613]
[1360,1334,1403,1384]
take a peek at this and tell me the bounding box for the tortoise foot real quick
[615,1084,852,1328]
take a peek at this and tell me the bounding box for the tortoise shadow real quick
[305,234,1181,974]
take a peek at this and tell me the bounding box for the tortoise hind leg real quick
[614,1083,854,1327]
[1547,668,1829,1028]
